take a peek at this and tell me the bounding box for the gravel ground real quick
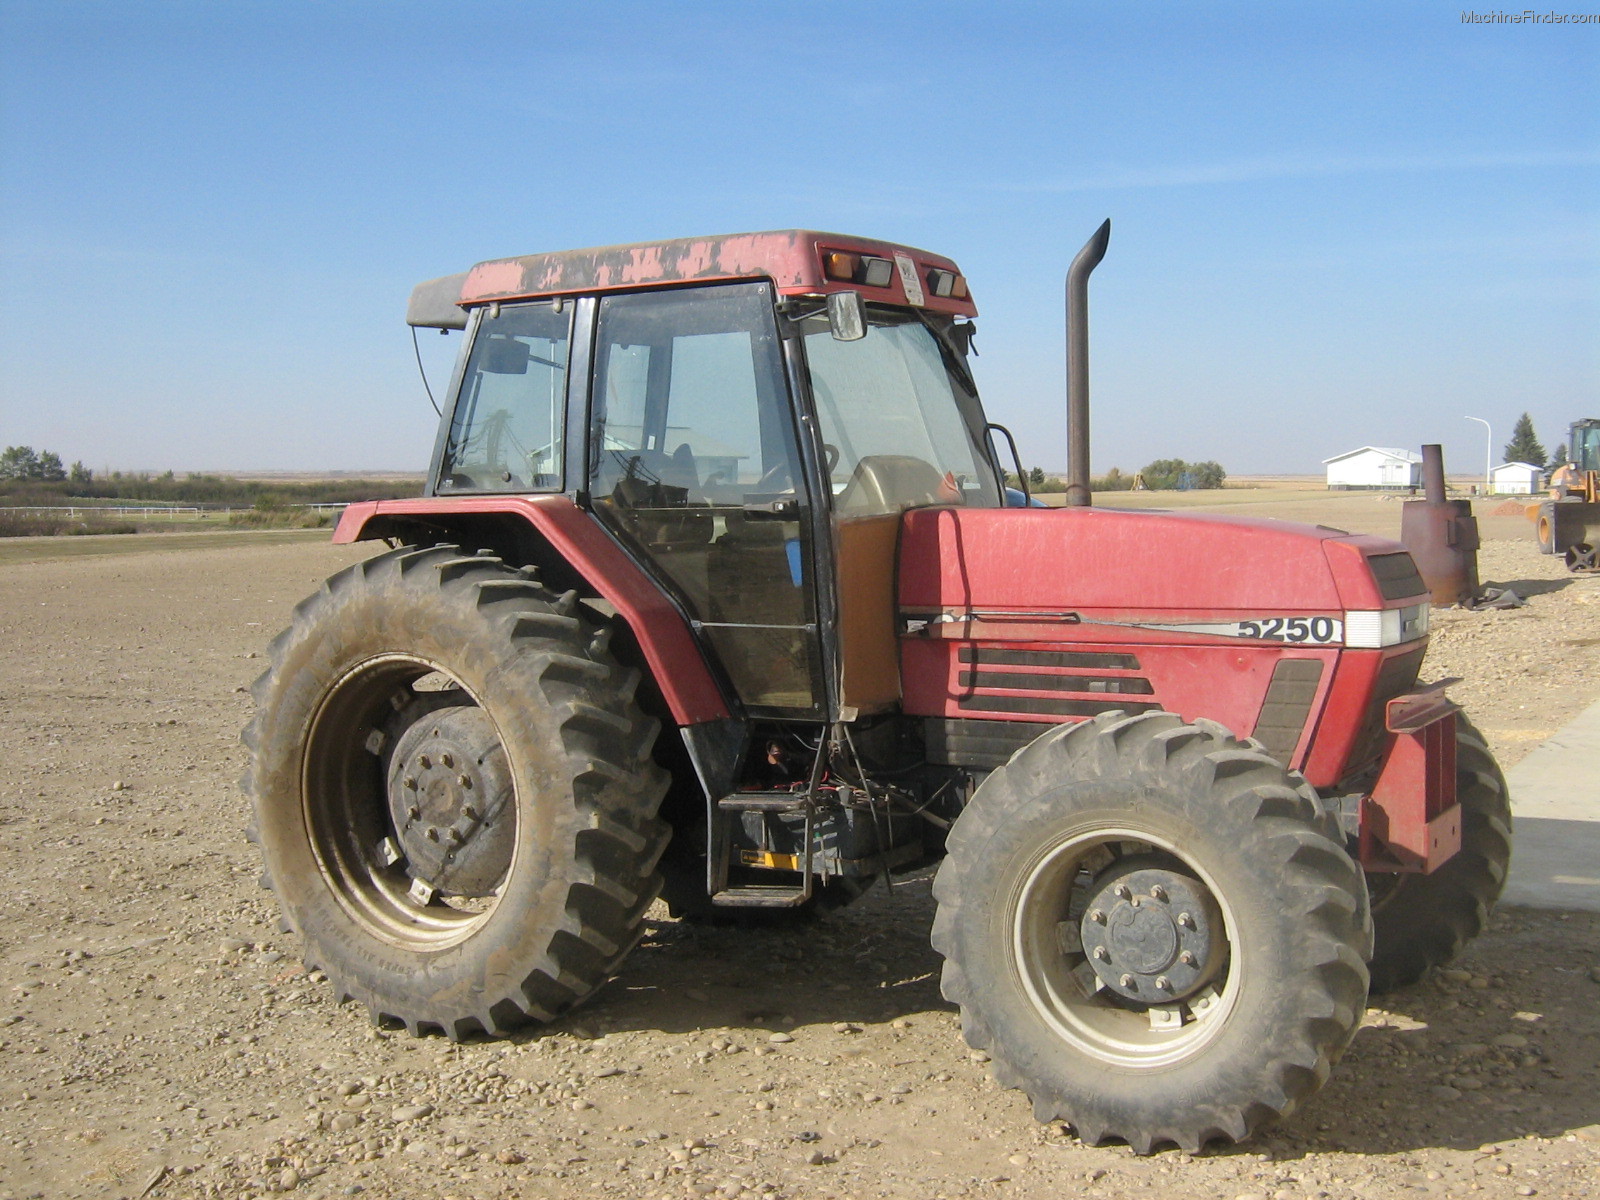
[1,525,1597,1200]
[1421,540,1600,768]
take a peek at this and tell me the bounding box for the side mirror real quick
[481,336,531,375]
[826,290,867,342]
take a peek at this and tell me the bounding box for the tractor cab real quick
[414,233,1005,723]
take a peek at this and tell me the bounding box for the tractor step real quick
[711,884,812,908]
[717,792,809,813]
[709,790,818,908]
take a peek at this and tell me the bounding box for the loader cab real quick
[1569,420,1600,474]
[425,236,1002,725]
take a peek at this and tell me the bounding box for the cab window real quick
[439,301,570,492]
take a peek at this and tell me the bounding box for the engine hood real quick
[897,505,1407,620]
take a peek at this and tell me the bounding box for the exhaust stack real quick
[1065,220,1111,508]
[1400,443,1481,606]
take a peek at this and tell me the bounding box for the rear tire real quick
[1365,714,1511,993]
[243,545,669,1038]
[932,711,1370,1153]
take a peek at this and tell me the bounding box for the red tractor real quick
[245,227,1511,1153]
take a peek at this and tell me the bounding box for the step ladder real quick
[709,791,815,907]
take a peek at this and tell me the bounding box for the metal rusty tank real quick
[1400,444,1480,606]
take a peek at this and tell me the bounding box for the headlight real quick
[1344,603,1430,648]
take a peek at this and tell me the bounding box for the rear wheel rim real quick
[301,653,515,950]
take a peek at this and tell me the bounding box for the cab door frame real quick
[578,279,837,723]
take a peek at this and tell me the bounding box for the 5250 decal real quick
[1237,616,1341,644]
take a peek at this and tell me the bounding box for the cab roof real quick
[406,230,976,330]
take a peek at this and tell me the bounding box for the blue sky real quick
[1,0,1595,477]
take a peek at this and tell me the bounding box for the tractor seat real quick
[836,454,953,515]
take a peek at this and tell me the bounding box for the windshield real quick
[1574,424,1600,472]
[439,300,569,492]
[803,308,1002,515]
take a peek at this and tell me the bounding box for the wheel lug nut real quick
[463,804,480,821]
[1119,974,1136,990]
[419,754,432,769]
[1113,884,1132,901]
[1130,896,1142,908]
[448,828,464,843]
[407,806,420,821]
[441,752,454,768]
[403,776,417,790]
[1155,976,1173,991]
[1150,885,1168,902]
[1093,946,1110,962]
[1179,950,1197,966]
[1088,909,1106,924]
[425,827,440,842]
[1177,912,1196,929]
[458,774,473,789]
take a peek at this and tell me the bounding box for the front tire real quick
[243,545,669,1038]
[931,711,1370,1153]
[1536,502,1557,554]
[1365,714,1511,993]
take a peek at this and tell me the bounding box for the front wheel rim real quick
[1009,825,1242,1069]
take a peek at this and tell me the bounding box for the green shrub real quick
[227,508,332,529]
[1138,458,1227,490]
[0,510,138,537]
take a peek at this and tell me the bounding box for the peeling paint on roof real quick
[439,230,974,315]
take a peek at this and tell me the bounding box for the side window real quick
[589,283,822,715]
[590,293,789,502]
[439,301,569,492]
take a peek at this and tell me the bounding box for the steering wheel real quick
[754,444,840,492]
[755,461,792,491]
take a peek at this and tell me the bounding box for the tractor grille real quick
[1251,658,1324,766]
[1341,645,1426,784]
[956,693,1160,717]
[955,645,1157,720]
[925,718,1049,769]
[958,670,1154,696]
[958,646,1140,670]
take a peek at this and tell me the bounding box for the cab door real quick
[586,282,825,717]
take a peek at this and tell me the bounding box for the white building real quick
[1491,462,1542,495]
[1323,447,1423,490]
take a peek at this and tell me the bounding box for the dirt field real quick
[2,495,1599,1200]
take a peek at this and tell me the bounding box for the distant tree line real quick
[1,445,89,483]
[0,446,417,507]
[1007,459,1227,493]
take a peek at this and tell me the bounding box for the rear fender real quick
[334,496,731,727]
